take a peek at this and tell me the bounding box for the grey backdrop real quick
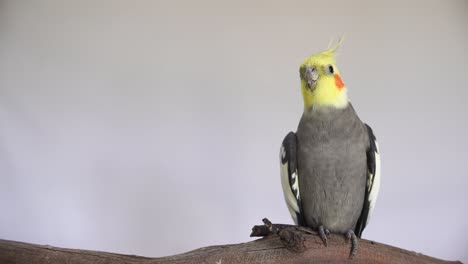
[1,0,467,262]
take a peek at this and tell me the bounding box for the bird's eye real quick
[327,65,334,74]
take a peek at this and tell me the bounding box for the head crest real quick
[326,35,345,54]
[302,35,345,66]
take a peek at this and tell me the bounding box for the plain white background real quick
[1,0,467,262]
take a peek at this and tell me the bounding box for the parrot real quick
[280,40,381,257]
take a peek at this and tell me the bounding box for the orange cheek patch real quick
[334,74,345,90]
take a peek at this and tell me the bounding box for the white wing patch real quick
[280,145,301,225]
[366,141,381,225]
[291,171,300,200]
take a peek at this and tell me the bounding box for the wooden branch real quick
[0,219,462,264]
[0,237,461,264]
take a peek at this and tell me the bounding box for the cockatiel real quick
[280,40,381,257]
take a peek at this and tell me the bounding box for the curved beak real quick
[300,66,318,90]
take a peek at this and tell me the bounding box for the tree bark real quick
[0,234,461,264]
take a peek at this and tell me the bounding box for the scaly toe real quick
[345,230,358,259]
[318,226,329,247]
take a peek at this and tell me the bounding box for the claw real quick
[318,226,329,247]
[345,230,358,259]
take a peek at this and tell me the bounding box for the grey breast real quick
[296,104,369,233]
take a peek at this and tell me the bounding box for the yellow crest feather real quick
[302,35,344,67]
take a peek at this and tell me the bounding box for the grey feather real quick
[280,132,306,226]
[295,104,369,233]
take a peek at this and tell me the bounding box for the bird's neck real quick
[302,86,349,112]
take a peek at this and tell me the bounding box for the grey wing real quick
[280,132,305,226]
[354,124,381,237]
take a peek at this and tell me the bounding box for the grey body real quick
[296,103,369,233]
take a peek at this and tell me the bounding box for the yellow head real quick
[300,40,348,110]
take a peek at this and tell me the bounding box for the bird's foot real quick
[292,225,329,247]
[318,225,330,247]
[345,229,358,259]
